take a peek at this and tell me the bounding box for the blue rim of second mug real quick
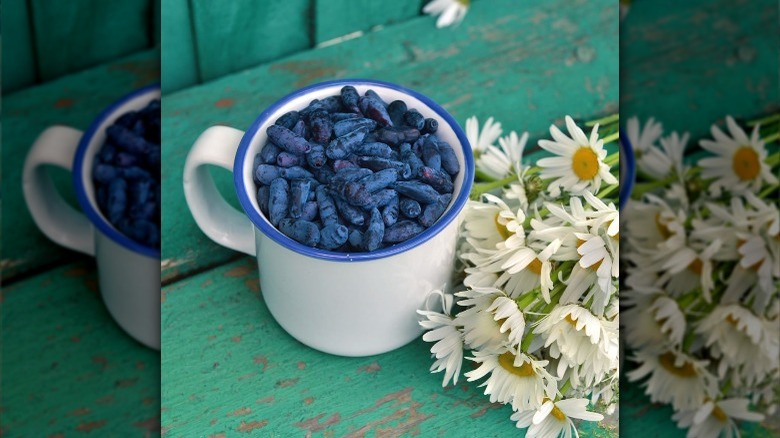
[618,127,635,209]
[73,83,161,259]
[234,79,475,262]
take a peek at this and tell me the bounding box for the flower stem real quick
[470,174,518,199]
[748,113,780,126]
[759,184,778,198]
[516,292,538,310]
[475,168,499,182]
[597,184,618,199]
[586,114,619,127]
[763,132,779,143]
[602,132,619,145]
[558,379,572,399]
[767,152,779,167]
[604,152,619,167]
[521,332,535,352]
[631,175,677,198]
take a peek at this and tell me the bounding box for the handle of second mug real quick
[22,126,96,256]
[183,126,255,256]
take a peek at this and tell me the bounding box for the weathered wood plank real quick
[161,0,618,282]
[30,0,152,81]
[0,261,159,437]
[160,0,199,93]
[1,0,38,93]
[314,0,422,44]
[160,257,616,436]
[189,0,312,82]
[620,0,778,139]
[0,49,159,282]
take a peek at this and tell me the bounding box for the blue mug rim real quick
[234,79,475,262]
[618,127,636,209]
[72,83,161,259]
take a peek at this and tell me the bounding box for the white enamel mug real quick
[22,84,161,350]
[183,79,474,356]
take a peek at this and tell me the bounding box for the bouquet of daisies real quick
[623,115,779,437]
[418,114,620,435]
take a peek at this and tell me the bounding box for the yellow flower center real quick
[655,213,672,239]
[571,147,600,180]
[456,0,470,6]
[732,146,760,181]
[528,258,543,275]
[688,258,703,275]
[712,405,728,422]
[659,352,698,377]
[564,314,578,327]
[498,352,536,377]
[495,213,512,240]
[551,404,567,421]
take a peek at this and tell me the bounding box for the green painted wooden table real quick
[160,0,618,436]
[0,50,161,436]
[621,0,779,436]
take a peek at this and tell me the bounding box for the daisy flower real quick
[623,289,686,351]
[657,131,689,179]
[465,349,558,411]
[626,116,676,179]
[475,130,529,180]
[672,398,765,438]
[455,288,511,353]
[418,306,464,387]
[491,236,561,301]
[461,194,514,250]
[511,398,604,437]
[423,0,469,28]
[537,116,617,197]
[658,237,722,302]
[698,116,778,195]
[626,116,663,159]
[695,304,778,385]
[744,192,779,236]
[465,116,502,159]
[486,295,526,348]
[627,349,718,411]
[534,305,619,386]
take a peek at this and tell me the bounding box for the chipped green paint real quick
[621,0,778,138]
[161,258,617,436]
[161,0,618,282]
[0,262,159,436]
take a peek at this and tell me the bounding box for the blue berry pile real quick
[93,99,161,249]
[254,86,460,252]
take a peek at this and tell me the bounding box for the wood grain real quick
[189,0,312,82]
[161,257,617,436]
[0,49,160,282]
[0,261,159,437]
[1,0,38,93]
[160,0,618,282]
[30,0,152,81]
[620,0,778,139]
[160,0,199,93]
[314,0,422,44]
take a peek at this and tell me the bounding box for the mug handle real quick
[183,126,256,256]
[23,126,96,256]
